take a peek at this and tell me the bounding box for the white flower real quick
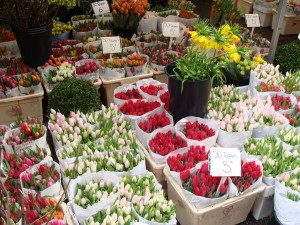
[81,198,87,205]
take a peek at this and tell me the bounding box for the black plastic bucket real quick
[165,62,211,123]
[12,23,52,69]
[113,26,137,39]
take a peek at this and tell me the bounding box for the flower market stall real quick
[0,0,300,225]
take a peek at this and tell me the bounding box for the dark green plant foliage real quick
[47,78,100,117]
[274,41,300,74]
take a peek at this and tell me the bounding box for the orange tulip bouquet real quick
[111,0,150,32]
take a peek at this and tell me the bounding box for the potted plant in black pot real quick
[0,0,76,69]
[165,20,251,122]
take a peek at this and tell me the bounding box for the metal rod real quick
[267,0,288,63]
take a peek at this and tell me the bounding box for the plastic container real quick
[237,0,254,15]
[164,167,265,225]
[100,69,153,105]
[252,185,275,220]
[0,91,44,126]
[253,3,275,27]
[272,9,300,35]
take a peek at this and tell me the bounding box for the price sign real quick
[101,36,122,54]
[209,147,241,177]
[91,0,110,16]
[245,14,261,27]
[162,22,180,37]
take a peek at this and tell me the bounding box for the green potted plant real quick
[164,20,249,122]
[0,0,76,69]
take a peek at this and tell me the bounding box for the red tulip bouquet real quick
[175,117,220,148]
[113,84,143,108]
[136,78,168,101]
[228,158,262,197]
[136,109,173,148]
[20,161,61,197]
[75,59,100,82]
[181,161,229,209]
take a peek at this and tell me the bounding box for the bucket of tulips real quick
[132,190,177,225]
[277,126,300,150]
[85,40,102,58]
[136,78,168,101]
[20,160,61,197]
[23,193,65,225]
[166,145,208,184]
[43,61,76,90]
[122,38,136,53]
[251,104,290,138]
[150,50,178,73]
[175,116,220,148]
[75,59,100,82]
[125,53,148,77]
[281,70,300,95]
[275,167,300,225]
[119,99,163,129]
[113,84,143,108]
[0,75,19,97]
[52,19,72,43]
[180,161,229,209]
[157,10,179,32]
[2,121,47,153]
[252,81,284,99]
[85,197,138,225]
[265,92,298,115]
[68,172,119,224]
[18,71,42,95]
[6,59,33,77]
[135,108,174,148]
[228,156,263,197]
[72,20,98,41]
[99,57,125,81]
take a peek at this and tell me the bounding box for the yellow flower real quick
[190,33,209,49]
[229,34,240,44]
[230,52,241,63]
[223,44,237,53]
[207,39,218,50]
[219,24,231,36]
[254,54,265,64]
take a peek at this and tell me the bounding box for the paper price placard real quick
[162,22,180,37]
[101,36,122,54]
[245,14,260,27]
[209,147,241,177]
[91,0,110,16]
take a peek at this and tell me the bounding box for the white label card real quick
[162,22,180,37]
[209,147,241,177]
[298,33,300,40]
[91,0,110,16]
[245,14,261,27]
[101,36,122,54]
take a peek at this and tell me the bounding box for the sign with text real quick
[101,36,122,54]
[91,0,110,16]
[245,14,261,27]
[162,22,180,37]
[209,147,241,177]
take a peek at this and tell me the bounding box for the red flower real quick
[115,88,142,100]
[138,112,171,133]
[183,121,215,141]
[140,84,164,96]
[159,91,170,113]
[167,145,208,171]
[76,60,99,75]
[149,130,187,156]
[271,94,292,111]
[119,100,161,116]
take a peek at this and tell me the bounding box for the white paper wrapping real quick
[138,17,158,33]
[217,129,252,151]
[5,86,20,98]
[68,172,119,225]
[113,84,141,109]
[20,160,61,197]
[175,116,220,148]
[19,83,42,95]
[73,27,98,41]
[136,78,168,102]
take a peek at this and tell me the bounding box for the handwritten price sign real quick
[162,22,180,37]
[101,36,122,54]
[245,14,261,27]
[91,0,110,16]
[209,147,241,177]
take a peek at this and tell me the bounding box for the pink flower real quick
[22,173,32,183]
[23,157,33,166]
[226,124,233,132]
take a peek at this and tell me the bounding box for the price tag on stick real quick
[91,0,110,16]
[209,147,241,177]
[245,14,261,27]
[162,22,180,38]
[101,36,122,54]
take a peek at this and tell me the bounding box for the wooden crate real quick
[164,168,265,225]
[272,9,300,35]
[237,0,254,15]
[0,91,44,125]
[100,69,153,106]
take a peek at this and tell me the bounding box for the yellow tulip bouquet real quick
[189,21,265,84]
